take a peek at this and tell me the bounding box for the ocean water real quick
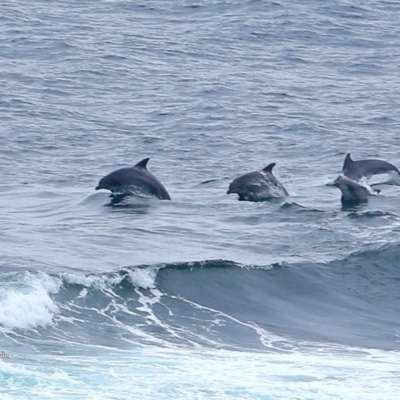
[1,0,400,398]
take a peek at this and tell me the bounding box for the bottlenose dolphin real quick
[95,158,171,200]
[342,153,399,182]
[333,175,375,204]
[227,163,288,201]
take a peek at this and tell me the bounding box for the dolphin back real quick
[343,153,399,181]
[134,167,171,200]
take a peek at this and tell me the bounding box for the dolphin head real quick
[96,160,150,193]
[333,174,358,191]
[95,170,127,193]
[95,175,116,192]
[227,174,250,196]
[227,171,268,201]
[333,175,370,204]
[226,181,238,195]
[227,180,251,201]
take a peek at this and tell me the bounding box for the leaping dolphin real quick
[96,158,171,200]
[227,163,288,202]
[333,175,376,205]
[342,153,399,182]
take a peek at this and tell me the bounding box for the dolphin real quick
[333,175,375,205]
[95,158,171,200]
[342,153,399,182]
[227,163,288,201]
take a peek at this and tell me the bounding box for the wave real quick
[1,245,399,350]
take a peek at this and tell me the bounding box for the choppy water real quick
[1,0,400,399]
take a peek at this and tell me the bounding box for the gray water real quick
[1,1,400,399]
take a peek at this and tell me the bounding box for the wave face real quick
[2,245,399,353]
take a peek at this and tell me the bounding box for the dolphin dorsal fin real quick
[263,163,276,173]
[135,158,150,169]
[344,153,353,166]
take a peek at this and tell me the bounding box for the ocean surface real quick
[1,0,400,398]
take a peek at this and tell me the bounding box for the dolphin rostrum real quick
[342,153,399,182]
[96,158,171,200]
[227,163,288,202]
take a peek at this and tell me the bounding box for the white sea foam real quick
[127,265,159,289]
[0,272,61,330]
[61,265,159,291]
[61,271,123,289]
[1,345,399,400]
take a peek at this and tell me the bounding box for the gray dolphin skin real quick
[227,163,288,201]
[96,158,171,200]
[333,175,372,204]
[342,153,400,182]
